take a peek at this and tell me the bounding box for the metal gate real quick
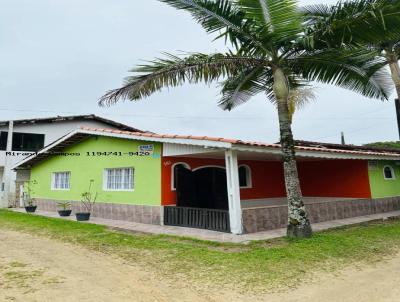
[164,206,230,233]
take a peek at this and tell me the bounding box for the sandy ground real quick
[1,229,400,302]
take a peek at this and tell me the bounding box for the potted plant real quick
[24,180,38,213]
[57,201,72,217]
[76,180,97,222]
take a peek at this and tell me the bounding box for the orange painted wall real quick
[161,157,371,205]
[297,160,372,198]
[161,157,286,205]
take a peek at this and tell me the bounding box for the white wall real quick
[0,119,117,145]
[0,119,122,206]
[0,120,117,166]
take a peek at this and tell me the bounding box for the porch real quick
[164,196,400,234]
[242,196,400,233]
[161,142,395,234]
[163,197,359,233]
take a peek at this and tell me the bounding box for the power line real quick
[0,107,395,121]
[1,106,396,142]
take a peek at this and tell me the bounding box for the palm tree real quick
[303,0,400,138]
[99,0,391,238]
[287,87,316,124]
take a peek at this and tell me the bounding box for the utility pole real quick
[341,132,346,145]
[396,99,400,141]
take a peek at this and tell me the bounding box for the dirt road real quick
[0,229,399,302]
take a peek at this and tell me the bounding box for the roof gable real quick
[0,114,144,133]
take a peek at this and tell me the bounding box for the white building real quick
[0,115,143,207]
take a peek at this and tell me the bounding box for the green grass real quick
[1,210,400,291]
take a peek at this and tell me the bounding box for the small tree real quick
[23,180,37,207]
[80,180,98,213]
[57,201,72,211]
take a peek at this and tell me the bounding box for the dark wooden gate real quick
[164,206,230,233]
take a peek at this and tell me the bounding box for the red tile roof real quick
[13,126,400,170]
[80,126,280,146]
[80,127,400,158]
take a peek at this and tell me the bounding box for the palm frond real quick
[290,48,393,100]
[219,66,315,113]
[287,87,316,122]
[303,0,400,49]
[99,53,269,106]
[267,75,311,104]
[302,4,331,19]
[158,0,266,52]
[218,66,269,110]
[394,40,400,51]
[238,0,303,43]
[237,0,273,26]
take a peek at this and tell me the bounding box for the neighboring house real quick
[13,127,400,234]
[0,115,143,207]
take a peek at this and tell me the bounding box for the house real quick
[13,127,400,234]
[0,115,143,207]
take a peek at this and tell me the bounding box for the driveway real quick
[0,229,399,302]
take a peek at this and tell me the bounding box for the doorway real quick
[175,166,228,210]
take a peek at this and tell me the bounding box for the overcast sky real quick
[0,0,398,145]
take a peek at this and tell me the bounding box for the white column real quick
[1,121,13,208]
[225,149,243,234]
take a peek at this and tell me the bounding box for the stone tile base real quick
[34,199,161,225]
[242,197,400,233]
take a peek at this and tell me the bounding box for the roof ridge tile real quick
[77,127,400,157]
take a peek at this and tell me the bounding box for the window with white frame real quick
[383,165,396,180]
[104,168,134,191]
[238,165,252,188]
[52,172,71,190]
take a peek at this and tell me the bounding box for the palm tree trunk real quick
[273,67,312,238]
[388,53,400,140]
[388,52,400,98]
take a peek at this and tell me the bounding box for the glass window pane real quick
[106,168,134,190]
[239,166,248,187]
[53,172,70,189]
[384,167,394,179]
[0,132,8,151]
[12,132,45,152]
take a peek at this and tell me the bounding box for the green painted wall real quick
[30,136,162,205]
[369,160,400,198]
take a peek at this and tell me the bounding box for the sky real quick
[0,0,398,145]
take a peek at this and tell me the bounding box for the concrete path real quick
[11,208,400,243]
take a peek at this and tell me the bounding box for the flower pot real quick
[76,212,91,221]
[58,209,72,217]
[25,206,37,213]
